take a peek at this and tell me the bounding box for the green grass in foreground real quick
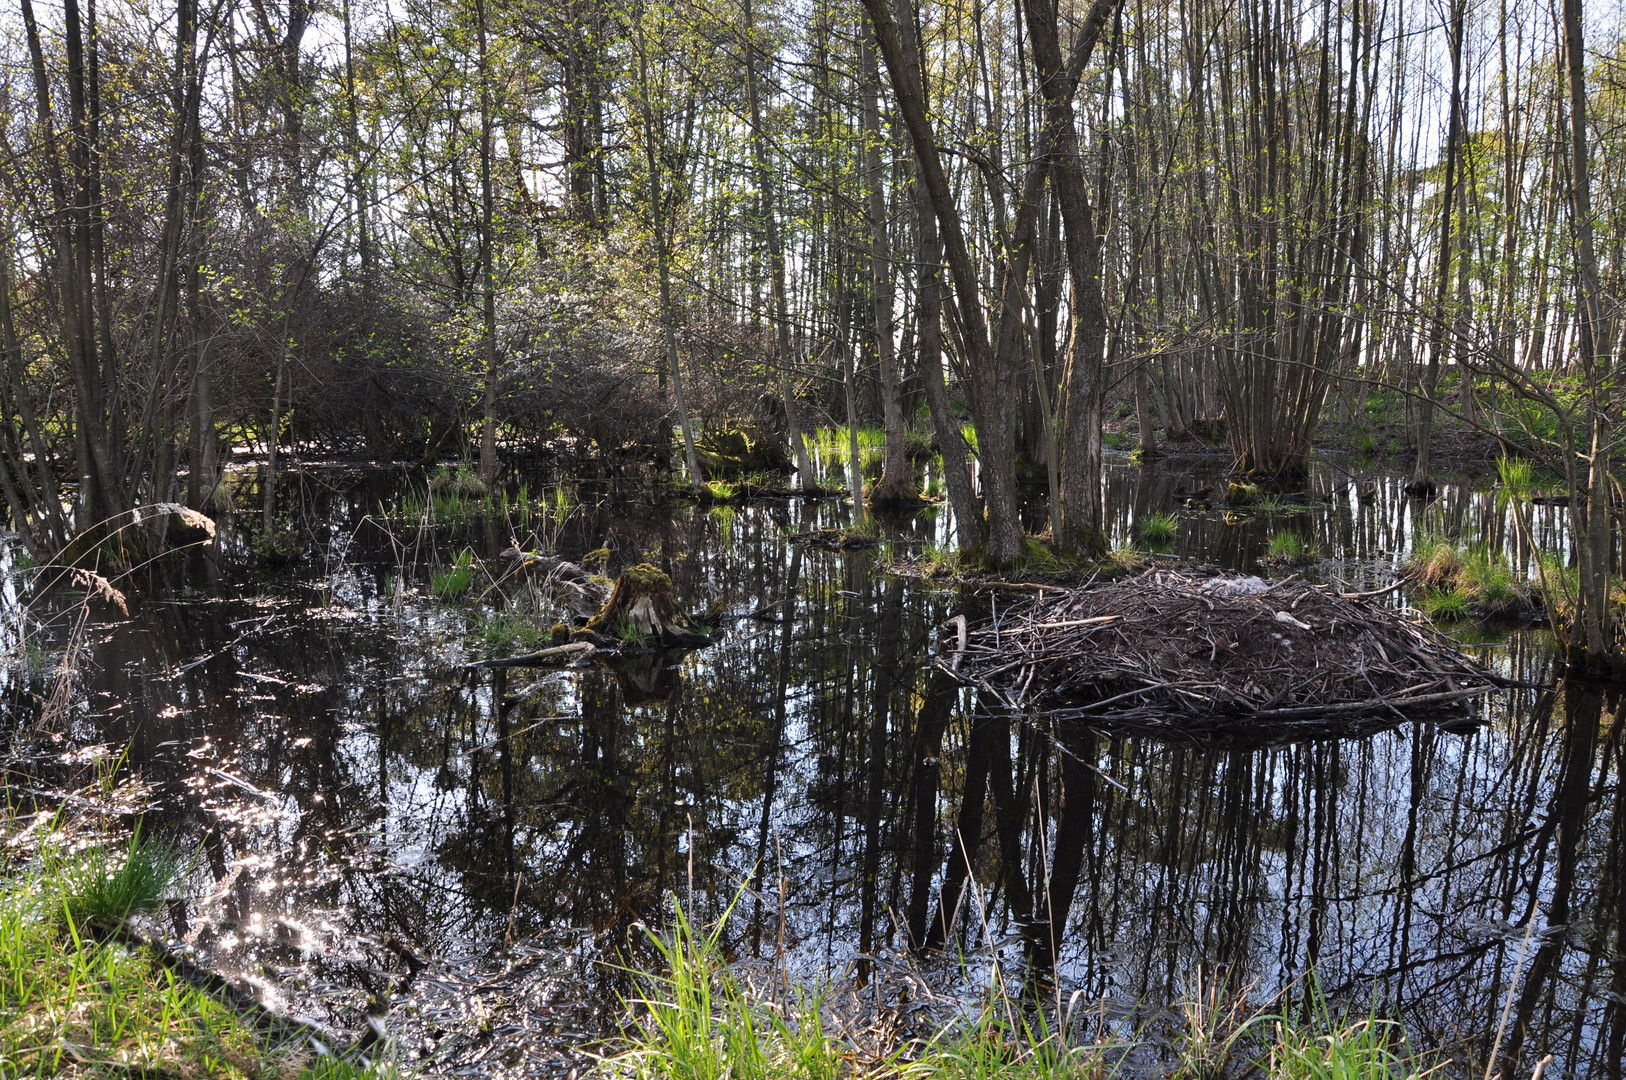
[1,824,381,1079]
[606,898,1440,1080]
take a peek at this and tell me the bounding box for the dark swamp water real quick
[1,453,1622,1078]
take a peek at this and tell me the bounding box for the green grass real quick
[431,549,477,599]
[705,479,739,501]
[428,462,489,499]
[810,425,886,463]
[1136,512,1178,545]
[1265,531,1316,565]
[1404,538,1532,620]
[51,829,186,934]
[605,896,843,1080]
[922,542,961,576]
[611,901,1440,1080]
[1,823,377,1078]
[614,617,650,645]
[1264,988,1422,1080]
[1421,587,1472,621]
[606,896,1120,1080]
[476,610,545,654]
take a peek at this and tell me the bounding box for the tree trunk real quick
[636,34,703,492]
[861,19,913,504]
[1027,0,1114,557]
[862,0,1116,564]
[742,0,817,487]
[1561,0,1614,661]
[477,0,500,484]
[1411,0,1465,494]
[912,175,982,548]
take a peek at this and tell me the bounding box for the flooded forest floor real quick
[1,449,1620,1079]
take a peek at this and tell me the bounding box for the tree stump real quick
[583,564,711,648]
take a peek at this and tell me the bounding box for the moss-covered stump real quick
[584,564,712,648]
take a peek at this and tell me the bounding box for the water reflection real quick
[0,461,1618,1076]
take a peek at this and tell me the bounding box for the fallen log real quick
[466,641,596,669]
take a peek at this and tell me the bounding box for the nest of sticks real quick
[949,568,1503,743]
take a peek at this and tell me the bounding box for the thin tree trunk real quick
[741,0,817,487]
[477,0,500,483]
[1411,0,1465,494]
[913,179,982,548]
[636,30,703,492]
[1562,0,1614,661]
[861,17,913,504]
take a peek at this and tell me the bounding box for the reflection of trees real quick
[908,664,1622,1075]
[23,477,1623,1073]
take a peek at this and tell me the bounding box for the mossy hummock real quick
[584,564,711,648]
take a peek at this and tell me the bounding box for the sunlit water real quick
[1,452,1618,1078]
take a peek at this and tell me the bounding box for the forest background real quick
[2,0,1625,660]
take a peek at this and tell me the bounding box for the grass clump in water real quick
[1404,538,1532,621]
[1136,512,1178,546]
[1263,988,1425,1080]
[1262,531,1316,566]
[614,898,1448,1080]
[1169,976,1434,1080]
[428,462,489,499]
[477,610,544,655]
[705,479,739,502]
[431,549,477,599]
[608,898,845,1080]
[608,896,1120,1080]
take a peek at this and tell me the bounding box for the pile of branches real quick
[950,568,1503,742]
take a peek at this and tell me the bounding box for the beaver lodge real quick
[950,569,1504,743]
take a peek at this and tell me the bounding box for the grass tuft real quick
[1263,531,1316,566]
[1404,538,1532,621]
[1265,988,1422,1080]
[609,895,1121,1080]
[477,610,545,654]
[431,549,477,599]
[53,831,186,933]
[2,814,387,1078]
[1136,512,1179,545]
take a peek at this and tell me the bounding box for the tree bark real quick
[1411,0,1465,493]
[477,0,500,484]
[860,18,913,504]
[1026,0,1115,557]
[742,0,817,486]
[1561,0,1614,660]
